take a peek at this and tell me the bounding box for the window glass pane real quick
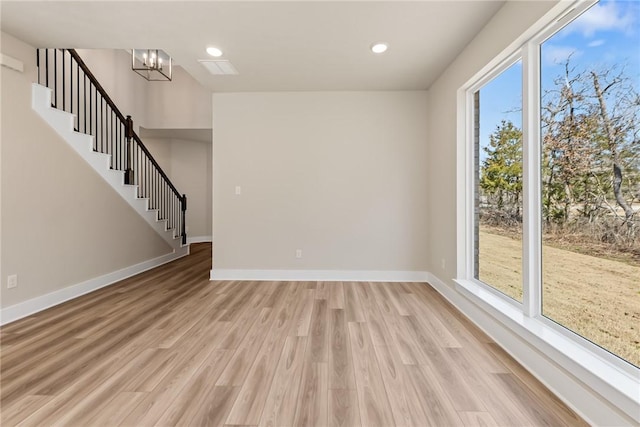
[474,60,523,302]
[540,0,640,367]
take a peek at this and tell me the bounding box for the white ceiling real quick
[1,1,505,92]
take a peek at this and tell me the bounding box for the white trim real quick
[210,269,428,282]
[427,273,639,427]
[0,246,189,326]
[521,41,542,317]
[456,86,472,279]
[0,53,24,72]
[187,235,212,244]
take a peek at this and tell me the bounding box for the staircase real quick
[32,48,188,254]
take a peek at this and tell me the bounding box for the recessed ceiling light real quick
[206,47,223,57]
[370,43,388,54]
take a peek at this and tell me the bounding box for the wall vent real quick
[198,59,238,75]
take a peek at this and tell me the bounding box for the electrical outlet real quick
[441,258,446,270]
[7,274,18,289]
[295,249,302,259]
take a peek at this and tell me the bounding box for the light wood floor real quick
[0,243,587,426]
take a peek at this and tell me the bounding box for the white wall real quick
[76,49,150,130]
[144,137,212,239]
[76,49,212,132]
[145,66,212,130]
[0,32,173,310]
[212,91,428,275]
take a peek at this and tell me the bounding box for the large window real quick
[465,0,639,371]
[540,0,640,368]
[474,61,523,302]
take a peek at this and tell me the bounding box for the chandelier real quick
[131,49,172,81]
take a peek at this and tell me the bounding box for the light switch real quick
[235,186,241,195]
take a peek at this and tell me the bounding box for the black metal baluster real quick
[53,49,57,107]
[45,49,49,88]
[144,155,148,201]
[76,62,80,129]
[63,50,66,111]
[153,167,156,211]
[109,111,113,167]
[89,83,92,137]
[69,52,73,117]
[101,98,104,153]
[116,121,119,171]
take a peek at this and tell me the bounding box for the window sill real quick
[454,278,640,421]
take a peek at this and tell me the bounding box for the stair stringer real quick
[31,83,188,255]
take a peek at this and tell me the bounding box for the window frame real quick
[467,51,525,308]
[455,0,640,419]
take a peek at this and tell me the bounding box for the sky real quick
[478,0,640,158]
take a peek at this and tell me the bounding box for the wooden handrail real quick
[67,49,127,123]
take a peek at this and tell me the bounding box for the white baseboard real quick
[187,235,212,244]
[425,272,638,427]
[209,269,428,282]
[0,247,189,326]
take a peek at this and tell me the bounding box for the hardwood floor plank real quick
[372,343,421,427]
[291,288,315,337]
[259,336,308,427]
[293,362,328,427]
[379,284,411,316]
[380,314,422,365]
[328,389,361,427]
[121,348,179,393]
[216,290,268,350]
[348,322,395,427]
[153,350,234,426]
[360,283,394,347]
[401,292,462,348]
[344,282,365,323]
[0,395,53,426]
[309,299,329,363]
[83,391,147,426]
[328,281,345,309]
[495,372,589,427]
[48,348,160,426]
[179,385,239,427]
[315,281,329,300]
[119,341,226,426]
[404,363,463,426]
[216,307,273,386]
[0,245,586,426]
[225,283,303,425]
[444,348,533,427]
[458,411,500,427]
[328,309,356,390]
[401,315,486,412]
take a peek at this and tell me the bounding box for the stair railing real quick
[36,48,187,244]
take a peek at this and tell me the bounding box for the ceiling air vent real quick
[198,59,238,75]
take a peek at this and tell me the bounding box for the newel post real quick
[181,194,188,245]
[124,115,135,185]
